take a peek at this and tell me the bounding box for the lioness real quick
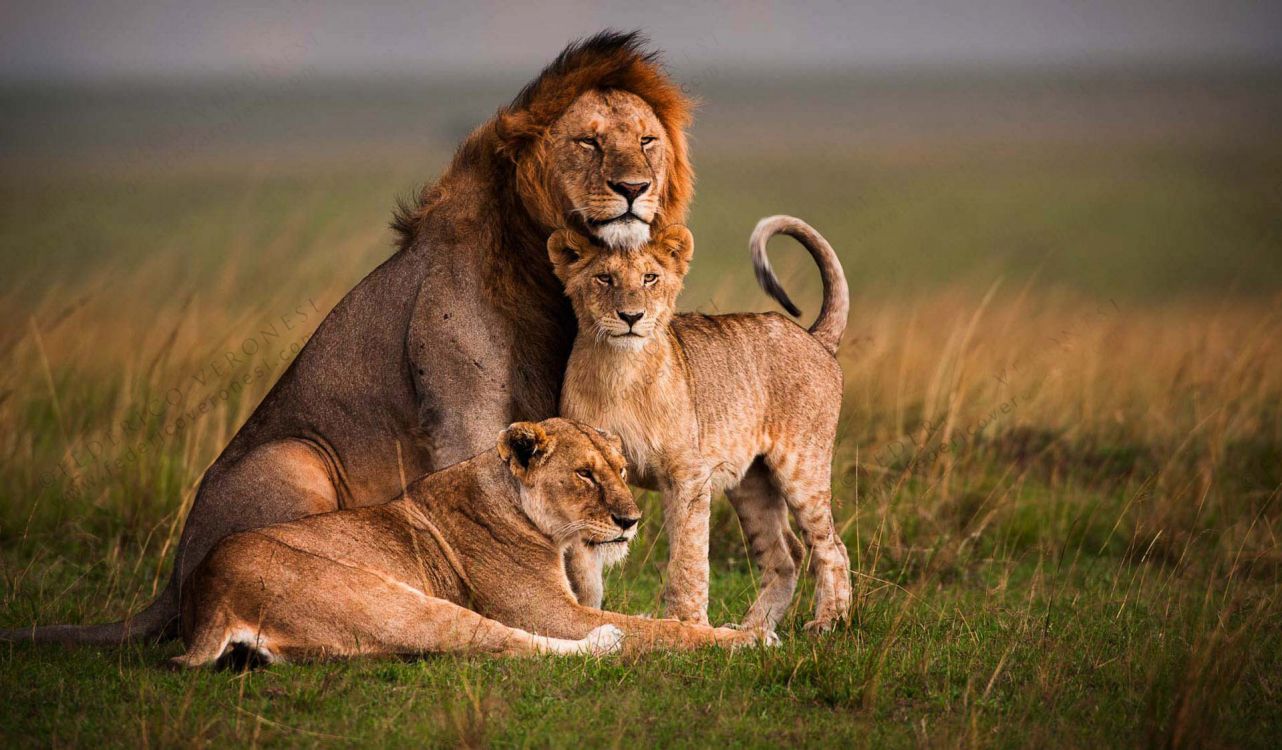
[3,32,696,644]
[550,217,853,632]
[175,418,766,667]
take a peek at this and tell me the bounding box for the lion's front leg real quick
[661,477,712,625]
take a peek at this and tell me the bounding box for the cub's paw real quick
[803,617,843,634]
[582,624,625,656]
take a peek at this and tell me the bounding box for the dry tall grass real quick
[1,123,1279,744]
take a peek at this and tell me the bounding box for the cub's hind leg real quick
[726,461,803,633]
[767,447,852,632]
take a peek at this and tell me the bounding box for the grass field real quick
[2,71,1281,747]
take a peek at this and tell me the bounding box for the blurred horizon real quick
[3,1,1282,83]
[2,4,1280,309]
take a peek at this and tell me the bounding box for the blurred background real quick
[4,0,1282,627]
[2,4,1281,743]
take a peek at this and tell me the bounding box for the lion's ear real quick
[498,421,553,476]
[653,224,694,275]
[495,110,539,161]
[547,230,594,281]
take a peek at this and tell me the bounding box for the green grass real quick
[2,74,1281,747]
[3,536,1277,748]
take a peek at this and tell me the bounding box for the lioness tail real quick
[750,215,849,355]
[0,578,177,645]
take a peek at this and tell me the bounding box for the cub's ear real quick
[498,421,553,476]
[653,224,694,275]
[547,230,594,282]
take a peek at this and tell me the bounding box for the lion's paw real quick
[582,624,624,656]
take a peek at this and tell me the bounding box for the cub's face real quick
[545,89,671,251]
[498,418,640,551]
[547,225,694,352]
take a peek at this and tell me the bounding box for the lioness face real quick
[498,419,640,549]
[546,89,671,251]
[548,225,694,351]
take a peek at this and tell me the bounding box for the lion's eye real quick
[576,136,600,151]
[640,136,658,147]
[594,274,613,287]
[642,273,659,286]
[576,468,594,483]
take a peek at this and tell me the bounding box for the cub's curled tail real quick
[750,215,849,355]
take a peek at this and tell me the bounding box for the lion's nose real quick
[608,181,650,203]
[611,514,639,531]
[617,311,643,327]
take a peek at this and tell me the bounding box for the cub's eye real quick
[576,136,600,151]
[642,273,659,286]
[576,468,594,483]
[594,274,613,287]
[640,136,658,147]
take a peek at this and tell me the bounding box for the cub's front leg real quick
[563,542,604,608]
[661,474,713,625]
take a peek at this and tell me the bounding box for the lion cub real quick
[550,216,852,632]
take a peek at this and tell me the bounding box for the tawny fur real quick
[174,418,770,668]
[551,218,853,632]
[1,31,696,645]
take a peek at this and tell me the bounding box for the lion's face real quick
[543,90,671,251]
[548,224,693,351]
[497,418,640,550]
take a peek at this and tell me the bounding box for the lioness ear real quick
[498,422,553,476]
[593,427,625,456]
[654,224,694,275]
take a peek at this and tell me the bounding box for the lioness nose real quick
[611,514,639,530]
[617,311,643,326]
[608,180,650,202]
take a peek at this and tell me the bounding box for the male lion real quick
[175,418,765,667]
[550,217,852,633]
[2,31,694,644]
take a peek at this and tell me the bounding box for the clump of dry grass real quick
[1,148,1279,746]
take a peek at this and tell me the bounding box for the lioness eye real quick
[594,274,613,287]
[576,468,594,482]
[642,273,658,286]
[640,136,658,147]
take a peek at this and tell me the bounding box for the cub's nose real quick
[611,514,639,531]
[608,180,650,203]
[617,311,643,327]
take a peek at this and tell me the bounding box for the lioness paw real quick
[582,624,624,656]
